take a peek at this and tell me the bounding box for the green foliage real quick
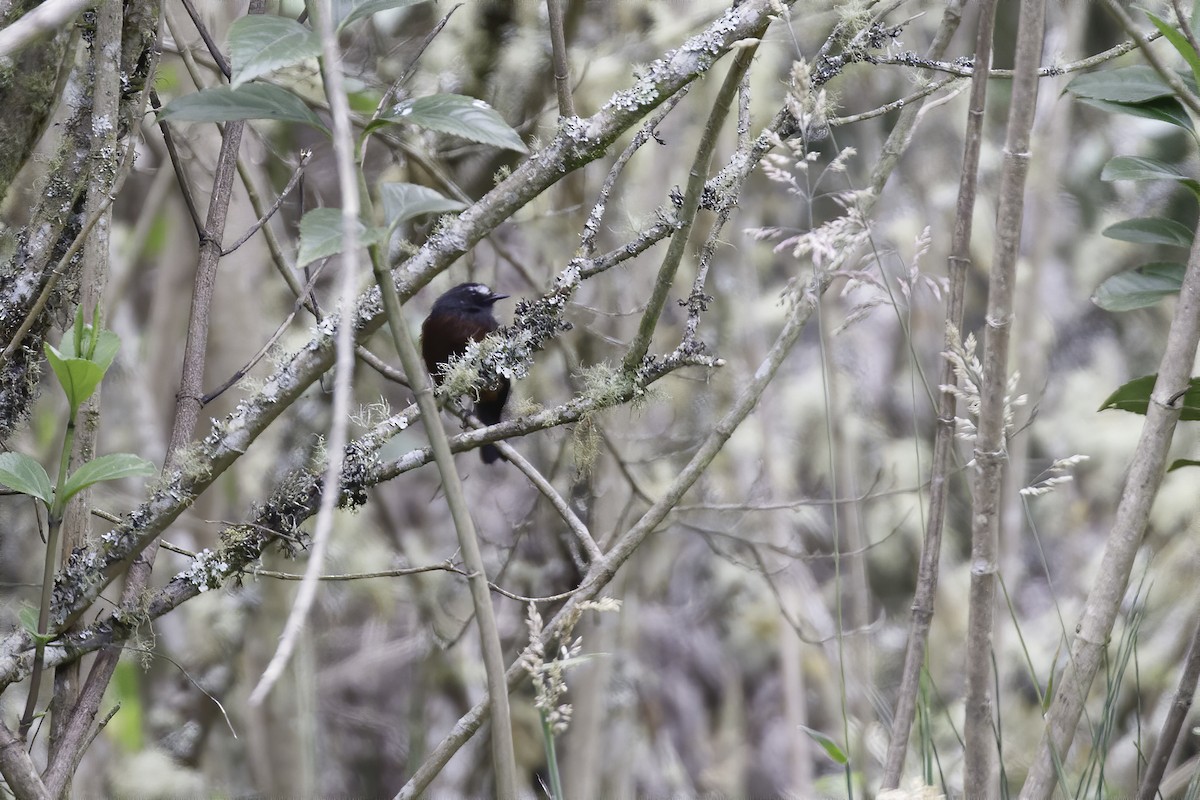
[0,452,53,504]
[59,454,155,506]
[379,182,467,232]
[45,307,120,415]
[1098,374,1200,419]
[157,84,330,134]
[374,94,529,153]
[1102,217,1193,247]
[1092,262,1186,311]
[799,724,849,765]
[228,16,320,89]
[336,0,434,30]
[296,208,386,267]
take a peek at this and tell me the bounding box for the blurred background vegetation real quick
[2,0,1199,797]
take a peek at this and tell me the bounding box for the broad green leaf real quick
[0,452,53,504]
[380,182,467,230]
[1101,155,1200,198]
[296,208,385,267]
[1099,374,1200,420]
[1145,12,1200,89]
[1103,217,1194,247]
[1067,65,1176,103]
[382,94,527,153]
[45,344,106,412]
[1079,96,1195,132]
[799,724,849,765]
[1093,262,1186,310]
[59,453,156,505]
[228,16,320,89]
[337,0,433,30]
[158,84,328,134]
[1168,458,1200,471]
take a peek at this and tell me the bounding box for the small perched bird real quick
[420,282,511,464]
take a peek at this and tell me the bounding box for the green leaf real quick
[58,326,120,371]
[59,453,156,505]
[1103,217,1194,247]
[228,15,320,89]
[1145,11,1200,89]
[1101,155,1200,198]
[1168,458,1200,471]
[0,452,53,504]
[45,344,106,412]
[1099,374,1200,420]
[19,607,53,644]
[799,724,849,765]
[337,0,433,30]
[1067,65,1176,103]
[1079,96,1195,132]
[381,94,527,153]
[296,208,385,267]
[380,182,467,230]
[157,84,329,134]
[1093,262,1186,310]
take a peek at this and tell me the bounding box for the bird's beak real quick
[490,293,509,302]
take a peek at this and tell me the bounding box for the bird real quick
[420,282,511,464]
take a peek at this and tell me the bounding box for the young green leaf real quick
[19,607,54,645]
[158,84,329,134]
[45,344,107,413]
[0,452,54,505]
[381,94,528,153]
[337,0,433,30]
[1092,262,1186,311]
[380,182,467,230]
[228,15,321,89]
[58,453,156,505]
[1103,217,1194,247]
[1168,458,1200,471]
[1099,374,1200,420]
[798,724,849,765]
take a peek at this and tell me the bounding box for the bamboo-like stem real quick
[963,0,1046,795]
[881,0,995,787]
[546,0,575,118]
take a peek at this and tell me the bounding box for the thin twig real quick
[223,150,312,254]
[179,0,230,79]
[148,88,206,237]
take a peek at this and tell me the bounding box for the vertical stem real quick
[546,0,574,118]
[882,0,990,785]
[964,0,1046,795]
[1137,614,1200,800]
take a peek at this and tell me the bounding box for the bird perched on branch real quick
[420,282,511,464]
